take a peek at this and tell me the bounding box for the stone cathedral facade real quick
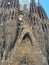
[0,0,49,65]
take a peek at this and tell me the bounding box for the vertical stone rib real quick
[30,0,37,14]
[0,0,19,9]
[37,5,48,19]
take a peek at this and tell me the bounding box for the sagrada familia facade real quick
[0,0,49,65]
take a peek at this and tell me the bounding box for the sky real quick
[19,0,30,7]
[39,0,49,19]
[19,0,49,19]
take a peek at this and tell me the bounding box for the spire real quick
[30,0,37,14]
[37,0,48,19]
[16,0,19,8]
[38,0,40,5]
[38,0,40,6]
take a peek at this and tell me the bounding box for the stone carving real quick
[0,0,49,65]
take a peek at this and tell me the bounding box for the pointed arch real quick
[22,32,33,45]
[17,28,35,45]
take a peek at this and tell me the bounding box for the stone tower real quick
[0,0,19,60]
[0,0,49,65]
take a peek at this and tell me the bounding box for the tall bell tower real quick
[30,0,39,27]
[0,0,19,60]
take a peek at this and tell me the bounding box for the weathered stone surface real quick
[0,0,49,65]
